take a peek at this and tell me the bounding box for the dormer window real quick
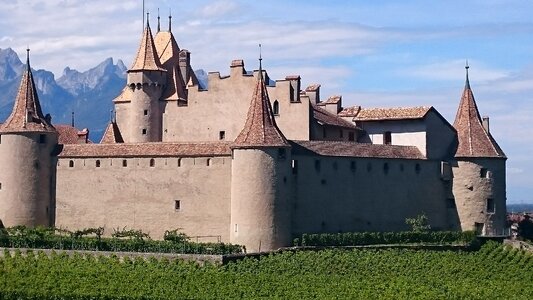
[383,131,391,145]
[39,134,46,144]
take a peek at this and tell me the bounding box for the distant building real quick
[0,17,507,252]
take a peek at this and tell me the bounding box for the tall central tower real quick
[125,17,167,143]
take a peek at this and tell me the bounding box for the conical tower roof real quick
[129,18,166,72]
[154,30,187,101]
[233,59,289,148]
[0,49,55,133]
[453,65,505,158]
[100,121,124,144]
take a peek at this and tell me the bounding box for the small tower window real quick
[383,131,391,145]
[95,160,101,168]
[350,161,356,172]
[69,160,74,168]
[315,159,321,172]
[278,148,286,160]
[273,100,280,115]
[383,163,389,174]
[348,132,355,141]
[142,129,147,135]
[122,160,128,167]
[219,131,225,140]
[0,134,2,144]
[174,200,181,211]
[486,198,495,213]
[177,158,182,167]
[415,163,421,174]
[144,110,148,116]
[206,158,211,166]
[292,160,298,174]
[0,182,2,190]
[39,134,46,144]
[149,159,155,167]
[340,129,343,139]
[367,162,372,172]
[480,168,491,178]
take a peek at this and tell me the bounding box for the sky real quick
[0,0,532,203]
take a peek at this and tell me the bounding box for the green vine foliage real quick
[0,242,531,299]
[0,226,242,255]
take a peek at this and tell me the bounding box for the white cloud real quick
[198,0,240,19]
[401,59,510,82]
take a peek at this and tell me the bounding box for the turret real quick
[0,49,59,227]
[451,64,507,236]
[230,54,292,252]
[125,16,166,142]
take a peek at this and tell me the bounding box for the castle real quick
[0,17,507,252]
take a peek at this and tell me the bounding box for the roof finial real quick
[146,11,150,27]
[157,8,160,32]
[258,43,263,81]
[71,111,75,127]
[26,48,30,70]
[169,8,172,32]
[465,59,470,89]
[110,109,114,123]
[142,0,145,32]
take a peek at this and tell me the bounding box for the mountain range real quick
[0,48,207,142]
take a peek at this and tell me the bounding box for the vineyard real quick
[0,241,532,299]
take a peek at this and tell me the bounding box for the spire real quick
[453,65,505,158]
[168,8,172,32]
[71,111,75,127]
[0,49,55,133]
[100,121,124,144]
[157,8,161,32]
[129,14,166,72]
[233,45,289,148]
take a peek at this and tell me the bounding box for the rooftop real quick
[353,106,432,122]
[291,140,424,159]
[312,105,358,129]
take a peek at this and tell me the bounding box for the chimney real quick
[77,128,89,144]
[305,84,321,104]
[482,116,490,133]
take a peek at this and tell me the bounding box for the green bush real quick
[0,226,243,255]
[300,231,476,247]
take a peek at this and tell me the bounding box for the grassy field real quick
[0,241,531,299]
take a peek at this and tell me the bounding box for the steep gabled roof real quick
[154,31,188,101]
[338,105,361,117]
[233,61,290,148]
[353,106,432,122]
[129,20,166,72]
[56,125,91,144]
[100,122,124,144]
[453,67,506,158]
[0,50,55,133]
[312,104,358,129]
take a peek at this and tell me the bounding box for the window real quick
[0,134,2,144]
[292,160,298,174]
[350,161,356,172]
[383,131,391,145]
[96,160,101,168]
[177,158,182,167]
[480,168,490,178]
[486,198,495,213]
[447,198,456,209]
[383,163,389,174]
[348,132,355,141]
[142,129,147,135]
[149,159,155,167]
[39,134,46,144]
[367,162,372,172]
[0,182,2,190]
[219,131,225,140]
[69,160,74,168]
[340,129,344,139]
[206,158,211,166]
[174,200,181,211]
[278,148,286,160]
[144,110,148,116]
[315,159,321,172]
[273,100,280,115]
[122,160,128,167]
[332,161,338,171]
[415,163,421,174]
[234,224,238,233]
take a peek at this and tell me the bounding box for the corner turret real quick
[451,64,507,235]
[0,49,59,227]
[230,52,292,251]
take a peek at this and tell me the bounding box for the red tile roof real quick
[317,95,341,105]
[292,140,424,159]
[338,105,361,117]
[154,31,187,101]
[100,122,124,144]
[305,84,320,92]
[233,69,290,148]
[129,20,166,72]
[353,106,432,121]
[55,125,91,144]
[0,53,56,133]
[312,105,357,129]
[60,142,232,158]
[453,74,505,158]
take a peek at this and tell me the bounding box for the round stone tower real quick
[452,65,507,236]
[230,62,292,252]
[126,17,166,143]
[0,50,59,227]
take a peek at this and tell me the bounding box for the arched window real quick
[149,159,155,167]
[122,160,128,167]
[177,158,182,167]
[96,160,101,168]
[69,160,74,168]
[273,100,280,115]
[207,158,212,166]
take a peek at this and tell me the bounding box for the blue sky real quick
[1,0,532,203]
